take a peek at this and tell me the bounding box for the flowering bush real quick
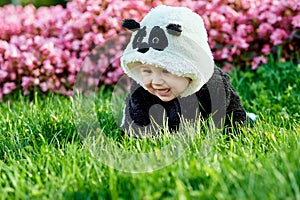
[0,0,299,99]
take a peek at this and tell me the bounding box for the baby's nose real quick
[152,74,164,85]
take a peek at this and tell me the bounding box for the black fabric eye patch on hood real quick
[132,26,169,53]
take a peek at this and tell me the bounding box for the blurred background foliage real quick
[0,0,68,7]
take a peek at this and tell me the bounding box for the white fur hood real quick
[121,5,214,97]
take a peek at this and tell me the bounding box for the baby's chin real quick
[158,96,176,102]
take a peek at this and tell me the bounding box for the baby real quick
[120,5,247,135]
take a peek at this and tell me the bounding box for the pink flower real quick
[34,35,44,45]
[257,23,274,38]
[285,0,300,11]
[222,62,233,72]
[270,28,288,45]
[3,82,16,94]
[292,15,300,28]
[71,40,81,50]
[67,74,76,84]
[236,24,253,37]
[221,23,232,33]
[23,52,37,70]
[67,57,81,73]
[261,44,271,54]
[269,2,285,14]
[40,40,54,54]
[10,72,16,81]
[209,11,226,24]
[258,11,282,24]
[33,78,40,85]
[40,82,48,92]
[55,68,63,74]
[220,5,238,18]
[0,70,8,81]
[21,77,32,89]
[209,29,218,37]
[93,33,105,46]
[234,37,249,49]
[221,47,230,59]
[33,69,40,77]
[5,44,19,59]
[114,66,124,77]
[43,60,54,73]
[0,40,9,53]
[252,56,267,70]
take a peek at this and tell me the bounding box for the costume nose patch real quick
[138,47,150,53]
[132,26,169,53]
[137,40,150,53]
[138,48,150,53]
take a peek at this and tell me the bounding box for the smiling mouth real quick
[155,88,171,96]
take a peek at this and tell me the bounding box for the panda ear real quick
[166,24,182,36]
[122,19,141,31]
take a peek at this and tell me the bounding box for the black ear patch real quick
[122,19,140,31]
[166,24,182,36]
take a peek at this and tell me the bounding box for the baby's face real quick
[139,64,190,102]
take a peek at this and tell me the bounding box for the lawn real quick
[0,57,299,199]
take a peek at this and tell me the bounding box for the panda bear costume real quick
[120,5,247,136]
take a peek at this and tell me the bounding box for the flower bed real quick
[0,0,299,99]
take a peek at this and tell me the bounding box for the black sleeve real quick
[218,67,247,128]
[121,80,165,136]
[121,81,151,129]
[196,67,246,131]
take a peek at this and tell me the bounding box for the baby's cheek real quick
[144,83,154,93]
[177,78,190,94]
[141,76,151,85]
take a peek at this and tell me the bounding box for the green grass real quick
[0,59,299,199]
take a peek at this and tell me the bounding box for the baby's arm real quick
[197,67,247,131]
[121,81,167,136]
[121,81,151,130]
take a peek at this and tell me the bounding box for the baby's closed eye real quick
[142,69,152,73]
